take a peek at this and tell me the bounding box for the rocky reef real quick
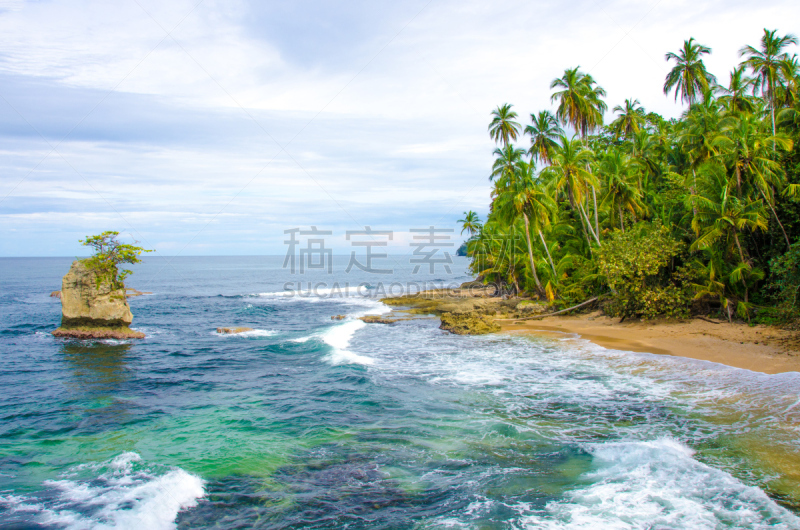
[439,311,501,335]
[52,261,145,339]
[380,284,552,335]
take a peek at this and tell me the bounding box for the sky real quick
[0,0,798,257]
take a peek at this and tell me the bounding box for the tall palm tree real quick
[740,29,798,136]
[488,104,521,147]
[550,67,606,237]
[664,38,718,105]
[525,111,562,165]
[458,211,481,236]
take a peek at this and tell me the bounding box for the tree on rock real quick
[79,231,152,289]
[52,232,152,340]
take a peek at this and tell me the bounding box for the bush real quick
[598,222,693,319]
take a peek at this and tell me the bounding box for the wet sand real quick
[499,312,800,374]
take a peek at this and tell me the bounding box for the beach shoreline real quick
[499,312,800,374]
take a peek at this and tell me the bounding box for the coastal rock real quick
[126,288,152,297]
[52,260,144,339]
[216,327,254,334]
[359,315,398,324]
[331,315,346,320]
[439,311,500,335]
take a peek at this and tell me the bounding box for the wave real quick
[321,320,374,366]
[516,438,799,529]
[0,452,205,529]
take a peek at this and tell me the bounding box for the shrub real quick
[598,222,693,319]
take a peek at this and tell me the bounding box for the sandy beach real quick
[499,312,800,374]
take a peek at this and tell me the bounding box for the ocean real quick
[1,255,799,529]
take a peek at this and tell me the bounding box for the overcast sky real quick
[0,0,798,256]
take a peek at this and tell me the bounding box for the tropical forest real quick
[460,29,800,325]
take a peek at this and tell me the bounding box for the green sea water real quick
[1,256,798,529]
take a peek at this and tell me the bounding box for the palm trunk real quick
[758,187,791,248]
[579,203,601,245]
[732,229,749,303]
[619,205,625,233]
[522,213,544,295]
[538,229,557,280]
[591,185,600,239]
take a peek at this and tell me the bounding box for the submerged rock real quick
[216,327,254,334]
[439,311,500,335]
[52,260,145,339]
[331,315,346,320]
[359,315,398,324]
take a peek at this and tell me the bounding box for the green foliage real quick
[764,242,800,322]
[598,223,692,319]
[79,231,153,289]
[463,29,800,324]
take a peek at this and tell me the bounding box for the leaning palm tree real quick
[664,38,718,105]
[488,104,521,147]
[494,161,556,295]
[458,211,481,236]
[713,113,794,246]
[740,29,798,136]
[690,169,768,303]
[540,135,600,246]
[525,111,562,165]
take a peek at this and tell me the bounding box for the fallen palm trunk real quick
[495,297,599,321]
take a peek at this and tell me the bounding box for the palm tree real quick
[719,66,757,115]
[664,38,718,105]
[494,161,557,295]
[740,29,798,137]
[690,170,768,303]
[550,67,607,237]
[610,99,646,144]
[488,104,521,147]
[598,149,646,232]
[458,211,481,236]
[713,114,794,246]
[525,111,562,165]
[490,145,526,181]
[541,136,600,246]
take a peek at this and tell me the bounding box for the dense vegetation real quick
[460,29,800,323]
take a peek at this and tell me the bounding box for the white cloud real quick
[0,0,798,255]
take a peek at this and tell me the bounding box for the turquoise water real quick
[1,256,799,529]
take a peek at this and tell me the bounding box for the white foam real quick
[518,438,800,529]
[0,452,205,530]
[321,319,375,366]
